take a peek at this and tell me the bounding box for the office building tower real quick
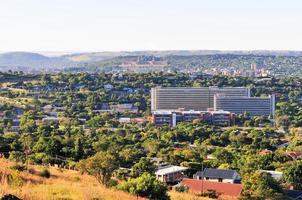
[214,94,275,117]
[151,86,250,111]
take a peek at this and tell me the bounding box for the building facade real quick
[152,110,234,127]
[214,94,275,117]
[151,86,250,111]
[155,165,188,183]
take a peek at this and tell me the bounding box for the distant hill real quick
[0,52,77,72]
[1,50,302,73]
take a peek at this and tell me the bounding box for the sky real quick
[0,0,301,52]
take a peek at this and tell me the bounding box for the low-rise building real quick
[193,168,241,184]
[211,110,234,126]
[152,110,174,126]
[152,110,234,127]
[155,165,188,183]
[111,103,138,113]
[42,117,60,124]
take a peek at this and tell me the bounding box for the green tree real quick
[77,151,118,186]
[74,138,84,160]
[283,161,302,190]
[131,158,156,178]
[119,173,170,200]
[241,171,283,200]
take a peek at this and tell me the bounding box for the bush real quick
[106,179,118,188]
[118,173,170,200]
[175,185,188,193]
[40,168,51,178]
[10,164,26,172]
[73,176,81,182]
[8,151,25,163]
[8,171,23,187]
[28,168,36,174]
[199,189,219,199]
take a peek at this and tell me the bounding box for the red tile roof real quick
[286,151,302,159]
[181,178,243,197]
[259,149,273,155]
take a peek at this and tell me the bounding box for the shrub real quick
[8,171,23,187]
[118,173,170,200]
[73,176,81,182]
[40,168,51,178]
[10,164,26,172]
[199,189,219,199]
[28,168,36,174]
[175,185,188,193]
[106,179,118,188]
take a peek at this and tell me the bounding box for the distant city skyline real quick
[0,0,301,52]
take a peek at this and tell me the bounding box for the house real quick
[259,149,273,156]
[155,165,188,183]
[181,178,242,197]
[111,104,138,113]
[284,190,302,199]
[119,117,131,123]
[42,117,60,124]
[43,104,53,111]
[104,84,114,91]
[193,168,241,184]
[286,151,302,160]
[131,118,146,124]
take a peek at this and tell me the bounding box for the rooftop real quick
[181,178,242,197]
[195,168,240,180]
[155,165,188,176]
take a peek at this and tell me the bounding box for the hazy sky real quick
[0,0,301,52]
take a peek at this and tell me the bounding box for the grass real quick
[0,158,212,200]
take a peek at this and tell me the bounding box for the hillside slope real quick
[0,159,211,200]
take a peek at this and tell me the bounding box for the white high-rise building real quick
[151,86,250,111]
[214,94,275,117]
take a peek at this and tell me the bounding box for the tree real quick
[241,171,283,199]
[77,151,118,186]
[131,157,156,178]
[74,138,84,160]
[283,161,302,190]
[119,173,170,200]
[41,74,52,85]
[213,148,234,166]
[20,111,36,133]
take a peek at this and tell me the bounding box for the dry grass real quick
[0,158,211,200]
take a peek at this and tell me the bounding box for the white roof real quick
[153,111,172,115]
[211,110,230,114]
[155,165,188,175]
[119,117,131,122]
[182,110,202,114]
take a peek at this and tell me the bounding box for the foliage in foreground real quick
[77,151,118,186]
[119,173,170,200]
